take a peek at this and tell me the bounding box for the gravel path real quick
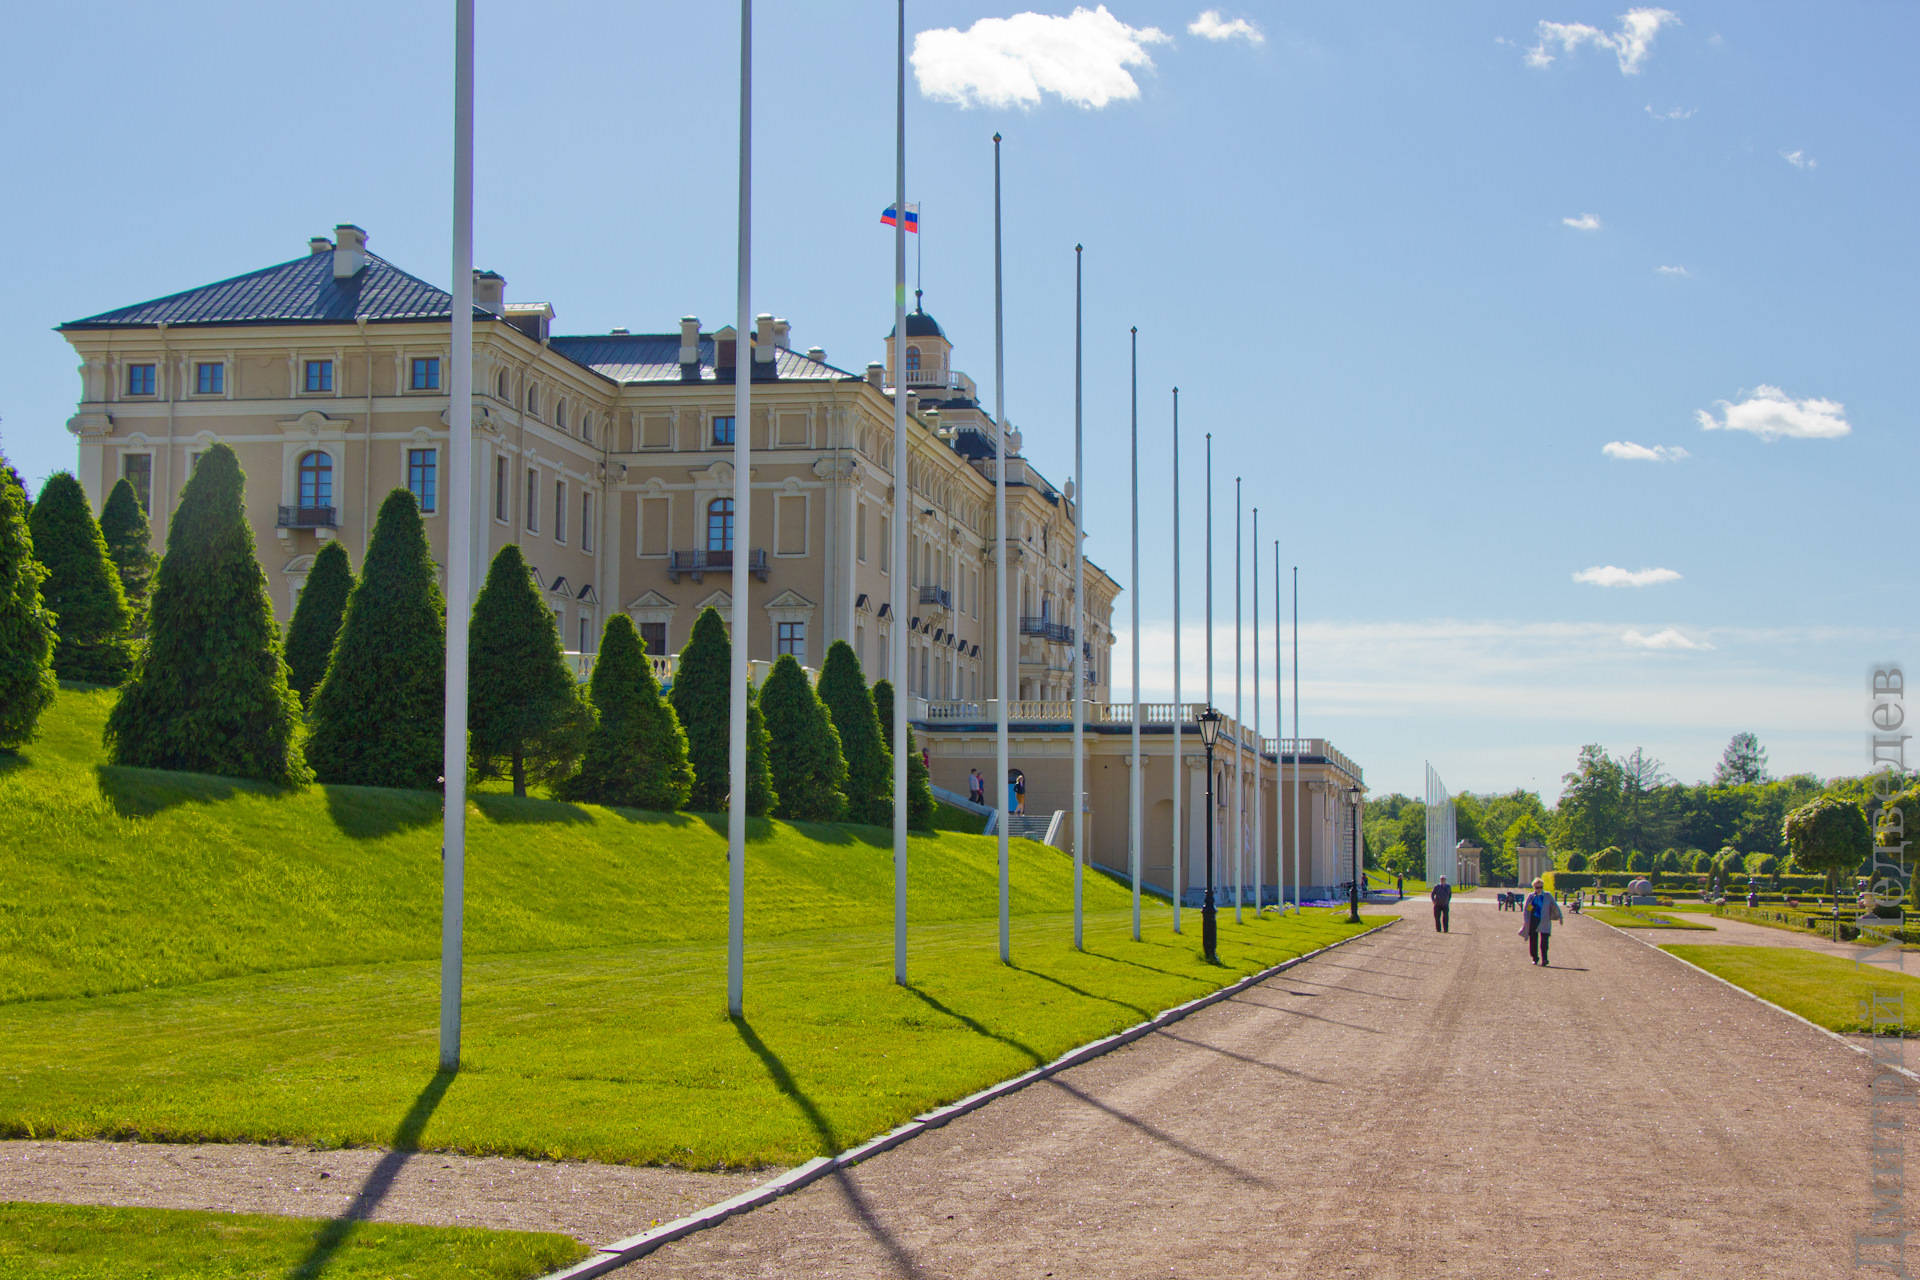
[618,896,1907,1278]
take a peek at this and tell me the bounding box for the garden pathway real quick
[618,896,1905,1278]
[1620,908,1887,959]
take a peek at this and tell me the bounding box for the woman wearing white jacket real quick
[1520,878,1564,966]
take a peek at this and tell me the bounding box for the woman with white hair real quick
[1520,877,1563,966]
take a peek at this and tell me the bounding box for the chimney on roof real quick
[772,318,791,350]
[332,224,368,279]
[473,270,505,315]
[754,313,776,364]
[715,325,738,374]
[679,316,700,365]
[866,362,884,387]
[807,346,826,362]
[309,236,333,257]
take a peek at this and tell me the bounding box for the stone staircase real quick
[1005,814,1053,843]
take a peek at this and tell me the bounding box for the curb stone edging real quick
[1589,915,1920,1085]
[542,915,1402,1278]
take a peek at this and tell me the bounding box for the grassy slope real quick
[0,1202,586,1279]
[1,688,1383,1167]
[1664,944,1920,1034]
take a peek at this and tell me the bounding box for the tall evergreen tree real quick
[668,606,773,815]
[98,478,158,638]
[559,614,694,811]
[760,654,848,822]
[872,678,936,831]
[29,472,133,685]
[817,640,891,826]
[105,444,308,785]
[282,541,353,707]
[467,543,589,797]
[0,455,57,751]
[307,489,444,790]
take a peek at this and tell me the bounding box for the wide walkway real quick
[624,895,1903,1278]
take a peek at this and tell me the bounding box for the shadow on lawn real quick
[903,985,1044,1065]
[472,793,594,827]
[94,763,271,817]
[322,784,442,840]
[289,1069,454,1279]
[1006,962,1151,1019]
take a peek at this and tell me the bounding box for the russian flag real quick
[880,202,920,233]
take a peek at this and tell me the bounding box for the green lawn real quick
[0,1202,587,1279]
[0,688,1383,1168]
[1664,944,1920,1034]
[1587,906,1716,930]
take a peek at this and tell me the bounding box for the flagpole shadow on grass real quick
[901,985,1043,1065]
[288,1069,454,1279]
[1004,962,1151,1019]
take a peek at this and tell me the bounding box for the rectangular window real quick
[638,622,667,657]
[579,617,591,653]
[305,360,334,393]
[526,468,539,532]
[494,456,508,521]
[856,502,867,563]
[880,516,891,573]
[195,362,224,395]
[581,491,594,553]
[411,357,441,390]
[555,480,567,543]
[711,415,735,446]
[408,449,438,514]
[122,454,152,512]
[777,621,805,660]
[189,451,205,473]
[127,364,155,396]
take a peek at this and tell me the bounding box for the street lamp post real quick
[1346,784,1363,924]
[1199,708,1223,963]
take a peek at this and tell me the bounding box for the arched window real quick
[905,346,921,375]
[527,385,540,416]
[554,398,568,432]
[706,498,734,553]
[496,370,509,399]
[297,451,333,510]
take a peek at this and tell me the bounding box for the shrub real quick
[1689,849,1712,873]
[1785,794,1871,900]
[282,541,353,707]
[1627,848,1653,873]
[759,654,848,821]
[306,489,444,790]
[559,614,693,812]
[1655,848,1682,873]
[98,477,157,638]
[28,472,133,685]
[816,640,891,826]
[873,678,935,832]
[0,456,57,750]
[668,607,773,815]
[1564,851,1589,872]
[105,444,308,785]
[1590,846,1623,872]
[467,544,589,797]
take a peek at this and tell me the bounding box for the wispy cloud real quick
[1563,213,1602,231]
[1654,264,1688,276]
[1603,441,1689,462]
[913,6,1171,110]
[1645,104,1695,120]
[1623,627,1712,650]
[1189,9,1263,43]
[1526,8,1679,75]
[1696,385,1850,441]
[1575,565,1683,587]
[1780,149,1817,170]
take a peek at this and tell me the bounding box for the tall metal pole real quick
[1292,565,1300,911]
[890,0,910,986]
[992,133,1010,965]
[1116,326,1136,940]
[1232,477,1243,924]
[1169,389,1182,934]
[1071,244,1085,952]
[1252,508,1261,914]
[440,0,475,1073]
[1204,434,1213,922]
[726,0,753,1018]
[1274,542,1284,914]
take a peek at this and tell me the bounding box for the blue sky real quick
[2,3,1910,799]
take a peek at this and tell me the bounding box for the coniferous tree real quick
[817,639,891,826]
[105,444,309,785]
[560,614,693,811]
[307,489,444,789]
[669,606,773,815]
[0,456,57,751]
[99,478,158,638]
[467,543,589,797]
[29,472,133,685]
[760,653,848,822]
[872,678,936,831]
[283,541,353,708]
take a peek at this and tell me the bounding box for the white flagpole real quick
[440,0,474,1072]
[993,132,1010,965]
[1071,243,1085,952]
[1292,565,1300,912]
[726,0,753,1018]
[891,0,910,986]
[1274,541,1283,913]
[1128,326,1141,942]
[1252,507,1261,915]
[1232,477,1243,924]
[1170,389,1181,934]
[1204,433,1213,902]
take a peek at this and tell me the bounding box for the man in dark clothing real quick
[1431,877,1452,932]
[1396,874,1405,901]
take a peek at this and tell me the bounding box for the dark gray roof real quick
[60,252,471,330]
[887,306,946,341]
[547,333,860,385]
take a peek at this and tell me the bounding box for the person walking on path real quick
[1520,877,1563,965]
[1430,876,1452,933]
[1396,874,1405,901]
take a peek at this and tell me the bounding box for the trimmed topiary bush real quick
[1564,851,1589,872]
[467,543,590,797]
[668,607,773,815]
[872,678,935,832]
[817,640,891,827]
[28,472,133,686]
[1786,794,1871,904]
[98,477,157,638]
[1590,846,1623,872]
[105,444,309,786]
[0,455,57,751]
[559,614,693,812]
[282,541,352,708]
[306,489,444,790]
[760,653,848,822]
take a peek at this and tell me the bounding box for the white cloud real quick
[1563,213,1602,230]
[1603,441,1689,461]
[1654,264,1688,275]
[1574,565,1683,587]
[1526,8,1679,75]
[913,6,1172,110]
[1189,9,1263,42]
[1781,149,1817,169]
[1696,385,1850,441]
[1645,104,1695,120]
[1623,627,1712,650]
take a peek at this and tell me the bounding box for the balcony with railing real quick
[667,548,769,584]
[918,584,952,609]
[277,504,337,530]
[1019,616,1074,644]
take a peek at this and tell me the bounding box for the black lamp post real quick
[1346,784,1363,923]
[1198,708,1223,962]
